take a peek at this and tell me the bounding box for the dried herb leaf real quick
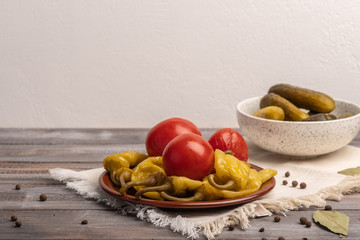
[313,210,349,236]
[338,166,360,176]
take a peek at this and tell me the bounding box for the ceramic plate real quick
[99,164,275,209]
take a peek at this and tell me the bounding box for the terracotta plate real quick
[99,164,276,209]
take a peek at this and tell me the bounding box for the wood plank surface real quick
[1,129,359,240]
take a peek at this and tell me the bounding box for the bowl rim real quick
[237,96,360,124]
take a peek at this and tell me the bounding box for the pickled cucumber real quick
[253,106,285,120]
[302,113,337,121]
[260,93,309,121]
[339,112,354,119]
[268,84,335,113]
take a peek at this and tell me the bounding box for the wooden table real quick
[1,129,359,240]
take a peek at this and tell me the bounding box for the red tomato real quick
[208,128,248,162]
[145,117,202,156]
[162,133,214,180]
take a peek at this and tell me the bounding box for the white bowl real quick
[236,97,360,157]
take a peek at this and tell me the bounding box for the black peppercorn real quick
[228,224,235,231]
[278,237,285,240]
[285,171,290,177]
[282,180,288,185]
[259,227,265,232]
[306,221,312,228]
[300,217,307,225]
[15,221,22,227]
[292,181,298,187]
[11,215,18,221]
[81,220,88,225]
[261,238,267,240]
[325,205,332,211]
[300,182,307,189]
[39,194,47,201]
[274,216,281,222]
[15,184,21,190]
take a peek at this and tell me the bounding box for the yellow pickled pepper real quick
[166,176,203,197]
[213,149,251,190]
[221,168,277,199]
[130,156,164,200]
[103,151,148,186]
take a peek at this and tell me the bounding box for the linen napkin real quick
[49,143,360,239]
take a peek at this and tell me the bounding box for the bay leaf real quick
[338,166,360,176]
[313,210,349,236]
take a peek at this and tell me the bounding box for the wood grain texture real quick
[1,129,359,240]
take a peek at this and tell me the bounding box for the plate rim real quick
[99,163,276,209]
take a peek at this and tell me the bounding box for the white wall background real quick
[1,1,360,128]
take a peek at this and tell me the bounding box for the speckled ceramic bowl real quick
[236,97,360,157]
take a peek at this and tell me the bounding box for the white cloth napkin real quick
[49,143,360,239]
